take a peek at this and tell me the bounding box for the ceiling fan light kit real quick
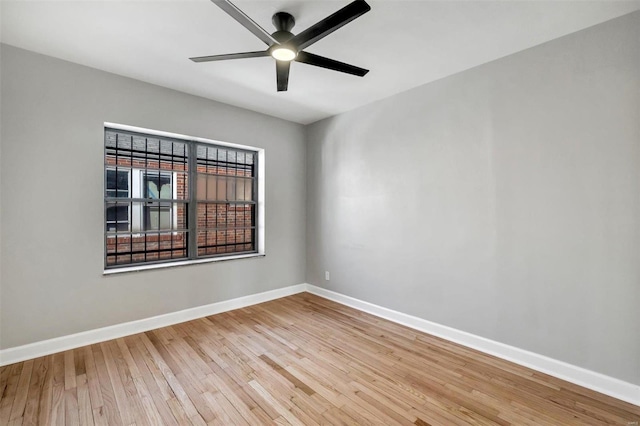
[190,0,371,92]
[270,46,296,61]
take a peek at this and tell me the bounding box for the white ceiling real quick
[2,0,639,124]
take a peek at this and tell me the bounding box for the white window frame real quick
[104,122,265,275]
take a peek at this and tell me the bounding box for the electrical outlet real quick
[325,271,330,281]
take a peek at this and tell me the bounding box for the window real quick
[104,126,261,270]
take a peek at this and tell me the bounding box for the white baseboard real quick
[0,283,307,367]
[306,284,640,407]
[2,282,637,407]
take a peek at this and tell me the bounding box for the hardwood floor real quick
[1,293,638,425]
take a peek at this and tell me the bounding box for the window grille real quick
[104,128,258,269]
[196,144,257,257]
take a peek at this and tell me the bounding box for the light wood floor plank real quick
[1,293,638,425]
[0,364,22,423]
[76,374,95,426]
[8,358,33,422]
[22,357,46,426]
[49,353,66,425]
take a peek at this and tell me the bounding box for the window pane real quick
[126,201,186,232]
[144,172,172,199]
[106,205,128,222]
[196,174,207,200]
[196,174,253,201]
[196,203,255,254]
[106,203,130,232]
[106,222,129,232]
[106,170,115,190]
[235,177,253,201]
[106,169,130,196]
[194,141,256,259]
[144,204,172,231]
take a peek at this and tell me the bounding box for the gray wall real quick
[307,12,640,385]
[0,45,306,349]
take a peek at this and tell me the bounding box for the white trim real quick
[257,148,266,255]
[305,284,640,407]
[0,284,306,367]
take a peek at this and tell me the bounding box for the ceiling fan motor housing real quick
[271,12,295,44]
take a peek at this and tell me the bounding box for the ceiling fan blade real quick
[295,51,369,77]
[190,50,270,63]
[276,60,290,92]
[288,0,370,51]
[211,0,277,46]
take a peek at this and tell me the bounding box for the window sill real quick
[103,253,265,276]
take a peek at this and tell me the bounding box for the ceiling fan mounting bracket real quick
[272,12,295,33]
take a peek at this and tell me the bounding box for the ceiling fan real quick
[190,0,371,92]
